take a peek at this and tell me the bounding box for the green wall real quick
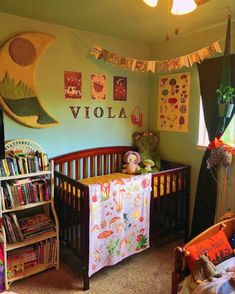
[0,12,151,158]
[0,12,234,226]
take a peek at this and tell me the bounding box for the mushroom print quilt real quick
[88,173,152,277]
[157,72,190,132]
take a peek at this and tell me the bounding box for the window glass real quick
[198,97,234,147]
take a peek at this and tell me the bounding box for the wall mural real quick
[64,71,82,99]
[157,72,190,132]
[0,32,59,128]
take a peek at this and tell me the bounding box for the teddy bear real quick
[122,151,141,174]
[133,131,161,172]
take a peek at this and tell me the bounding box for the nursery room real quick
[0,0,234,293]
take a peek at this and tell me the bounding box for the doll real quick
[122,151,141,174]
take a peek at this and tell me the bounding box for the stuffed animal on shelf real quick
[192,254,222,284]
[133,131,161,172]
[122,151,141,174]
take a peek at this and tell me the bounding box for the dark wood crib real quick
[51,146,190,290]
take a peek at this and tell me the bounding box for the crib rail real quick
[151,165,190,241]
[52,146,136,180]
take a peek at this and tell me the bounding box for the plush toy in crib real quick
[133,131,161,172]
[140,159,155,174]
[192,254,222,284]
[122,151,141,174]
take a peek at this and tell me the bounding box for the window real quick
[198,97,235,147]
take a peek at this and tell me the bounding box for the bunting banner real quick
[90,41,223,73]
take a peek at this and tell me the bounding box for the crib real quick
[51,146,190,290]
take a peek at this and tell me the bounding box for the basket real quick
[5,139,44,154]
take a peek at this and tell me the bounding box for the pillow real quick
[184,229,234,273]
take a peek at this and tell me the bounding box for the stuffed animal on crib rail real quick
[122,151,141,174]
[133,131,161,172]
[192,254,222,284]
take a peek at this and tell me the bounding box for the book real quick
[7,257,24,279]
[0,160,6,177]
[2,159,10,177]
[10,213,24,242]
[0,187,6,211]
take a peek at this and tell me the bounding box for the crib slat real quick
[104,154,107,174]
[75,188,79,251]
[97,155,101,176]
[89,156,93,177]
[83,158,88,178]
[75,159,80,180]
[110,154,114,173]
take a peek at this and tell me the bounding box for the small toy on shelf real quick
[122,151,141,174]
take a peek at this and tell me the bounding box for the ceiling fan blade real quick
[195,0,210,5]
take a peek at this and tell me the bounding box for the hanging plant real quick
[216,84,235,104]
[216,84,235,118]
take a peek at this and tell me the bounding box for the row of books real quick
[3,213,55,244]
[1,177,51,210]
[7,238,57,279]
[0,150,49,177]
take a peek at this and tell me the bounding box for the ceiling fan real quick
[195,0,210,5]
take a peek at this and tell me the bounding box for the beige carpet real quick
[10,236,183,294]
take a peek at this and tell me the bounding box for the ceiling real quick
[0,0,234,44]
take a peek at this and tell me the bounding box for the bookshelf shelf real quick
[2,200,52,213]
[0,170,52,181]
[6,231,57,251]
[0,139,59,290]
[8,263,56,283]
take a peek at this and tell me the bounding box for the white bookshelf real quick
[0,140,59,290]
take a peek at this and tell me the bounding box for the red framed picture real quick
[64,71,82,99]
[113,76,127,101]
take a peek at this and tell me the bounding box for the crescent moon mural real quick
[0,32,59,128]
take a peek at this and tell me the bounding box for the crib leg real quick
[83,268,89,291]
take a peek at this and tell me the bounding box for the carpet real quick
[9,236,183,294]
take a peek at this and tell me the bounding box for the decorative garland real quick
[90,41,222,73]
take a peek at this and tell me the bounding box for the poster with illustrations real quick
[91,74,106,99]
[64,71,82,99]
[157,73,190,132]
[113,76,127,101]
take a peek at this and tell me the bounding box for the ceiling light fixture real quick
[143,0,159,8]
[171,0,197,15]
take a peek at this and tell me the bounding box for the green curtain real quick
[190,54,235,239]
